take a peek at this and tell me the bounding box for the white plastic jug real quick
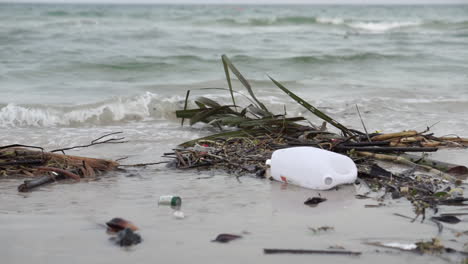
[266,147,357,190]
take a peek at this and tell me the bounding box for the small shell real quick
[106,217,138,233]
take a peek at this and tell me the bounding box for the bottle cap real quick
[171,196,182,207]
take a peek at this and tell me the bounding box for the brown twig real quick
[36,167,81,181]
[51,132,127,153]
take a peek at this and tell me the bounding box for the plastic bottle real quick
[158,195,182,207]
[266,147,357,190]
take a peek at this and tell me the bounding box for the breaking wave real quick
[214,16,468,32]
[348,21,421,32]
[0,92,184,128]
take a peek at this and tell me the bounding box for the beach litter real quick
[111,228,142,247]
[106,217,139,233]
[158,195,182,207]
[308,226,334,234]
[365,238,468,256]
[106,217,142,247]
[173,210,185,219]
[1,54,467,259]
[304,196,327,207]
[267,146,357,190]
[162,55,468,224]
[212,233,243,243]
[431,215,461,224]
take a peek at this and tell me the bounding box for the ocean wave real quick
[348,21,421,32]
[212,16,468,32]
[214,15,417,29]
[215,16,319,26]
[82,55,208,71]
[231,52,404,64]
[43,10,70,17]
[0,92,183,128]
[77,52,407,73]
[42,10,105,17]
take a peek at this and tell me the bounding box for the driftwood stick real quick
[356,152,458,183]
[402,154,468,173]
[17,175,58,192]
[371,130,418,141]
[91,132,123,144]
[0,144,44,151]
[335,146,438,153]
[119,161,169,167]
[343,141,390,147]
[0,159,44,167]
[355,104,371,142]
[36,167,81,181]
[263,248,361,255]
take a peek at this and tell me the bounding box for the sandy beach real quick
[1,3,467,263]
[1,124,467,263]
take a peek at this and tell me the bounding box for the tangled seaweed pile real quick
[164,55,468,219]
[0,133,124,192]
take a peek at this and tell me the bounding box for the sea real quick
[1,4,468,264]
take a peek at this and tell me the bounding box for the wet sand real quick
[1,153,467,264]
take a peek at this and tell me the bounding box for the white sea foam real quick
[349,21,421,32]
[382,242,417,250]
[316,17,420,32]
[0,92,182,128]
[316,17,345,25]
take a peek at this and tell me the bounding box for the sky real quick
[1,0,467,4]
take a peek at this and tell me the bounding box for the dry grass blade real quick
[268,75,353,136]
[181,90,190,126]
[222,54,270,114]
[222,55,237,108]
[189,106,236,126]
[195,97,222,108]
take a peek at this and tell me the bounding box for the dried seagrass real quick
[0,146,119,192]
[0,132,125,192]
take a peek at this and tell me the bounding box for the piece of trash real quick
[304,197,327,207]
[212,233,242,243]
[266,147,357,190]
[382,242,417,251]
[329,245,345,250]
[159,195,182,207]
[365,203,385,208]
[106,217,138,233]
[263,248,361,255]
[365,241,419,252]
[111,228,142,247]
[309,226,334,234]
[400,186,410,194]
[431,215,461,224]
[448,188,464,198]
[365,238,458,254]
[173,210,185,219]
